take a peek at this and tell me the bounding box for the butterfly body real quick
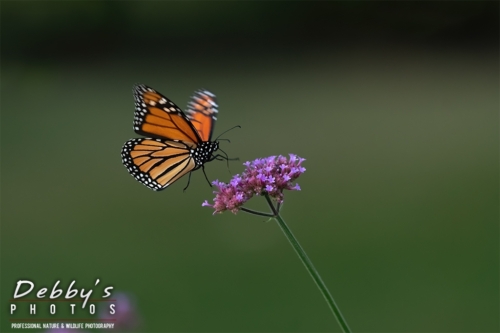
[121,84,221,191]
[191,141,220,166]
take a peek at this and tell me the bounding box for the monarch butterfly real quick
[121,84,230,191]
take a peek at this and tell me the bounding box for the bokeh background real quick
[1,2,498,332]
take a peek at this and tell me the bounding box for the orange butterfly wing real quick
[133,84,202,143]
[185,90,218,142]
[121,138,197,191]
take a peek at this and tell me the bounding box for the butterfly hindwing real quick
[185,89,218,142]
[121,138,197,191]
[133,84,202,143]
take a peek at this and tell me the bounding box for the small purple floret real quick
[203,154,305,214]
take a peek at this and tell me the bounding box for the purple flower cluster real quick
[203,154,305,214]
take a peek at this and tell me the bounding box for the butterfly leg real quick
[215,148,239,162]
[183,172,193,192]
[210,154,239,162]
[210,153,239,173]
[201,165,212,187]
[209,154,231,172]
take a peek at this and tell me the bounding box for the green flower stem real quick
[265,194,351,333]
[264,193,279,215]
[240,207,275,217]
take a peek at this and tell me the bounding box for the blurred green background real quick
[1,2,498,332]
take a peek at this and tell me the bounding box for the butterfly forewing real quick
[133,84,202,143]
[185,89,218,142]
[121,138,196,191]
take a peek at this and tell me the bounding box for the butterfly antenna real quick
[215,125,241,141]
